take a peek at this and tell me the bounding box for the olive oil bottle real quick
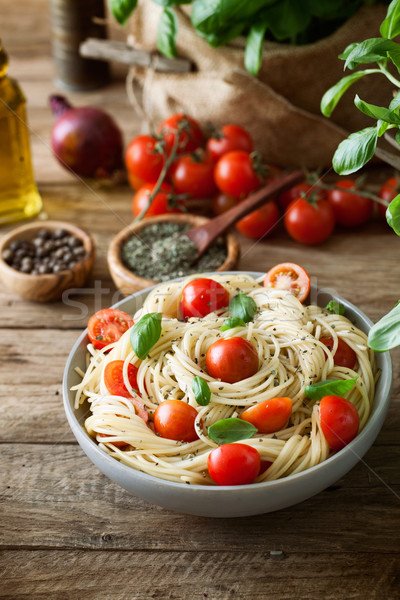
[0,40,42,224]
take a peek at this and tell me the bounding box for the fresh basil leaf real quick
[396,129,400,147]
[245,20,268,76]
[340,38,399,70]
[368,301,400,352]
[377,119,391,137]
[389,92,400,112]
[320,71,370,118]
[260,0,311,42]
[229,293,257,323]
[208,418,257,445]
[325,300,345,316]
[305,377,358,401]
[157,8,178,58]
[220,317,246,332]
[109,0,137,25]
[354,95,400,125]
[332,126,378,175]
[386,193,400,236]
[380,0,400,40]
[130,312,162,360]
[192,376,211,406]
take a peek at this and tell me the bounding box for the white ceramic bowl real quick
[63,272,392,517]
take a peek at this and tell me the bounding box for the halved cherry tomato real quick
[284,197,335,245]
[125,135,164,189]
[157,113,203,156]
[170,151,217,198]
[207,443,261,486]
[236,200,280,239]
[264,262,310,303]
[378,175,400,219]
[88,309,134,350]
[320,336,357,370]
[319,395,359,451]
[153,399,199,442]
[132,182,183,218]
[180,278,229,320]
[240,397,292,434]
[206,337,259,384]
[206,124,253,163]
[327,179,373,227]
[214,151,261,199]
[212,193,239,216]
[103,360,148,423]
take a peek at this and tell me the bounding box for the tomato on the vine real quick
[132,182,183,218]
[378,176,400,219]
[320,336,357,370]
[206,124,253,163]
[104,360,148,423]
[153,399,199,442]
[170,151,217,198]
[206,337,259,384]
[207,443,261,485]
[284,196,335,245]
[277,182,322,211]
[235,200,280,239]
[240,397,292,434]
[214,151,261,199]
[327,179,373,227]
[319,395,359,451]
[212,193,239,216]
[125,135,164,190]
[180,278,229,320]
[157,113,203,156]
[264,262,310,303]
[88,309,134,350]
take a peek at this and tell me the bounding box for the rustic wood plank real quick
[0,549,399,600]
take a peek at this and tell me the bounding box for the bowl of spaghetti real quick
[63,270,392,517]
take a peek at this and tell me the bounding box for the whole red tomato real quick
[327,179,373,227]
[180,278,229,320]
[236,200,280,239]
[211,193,239,216]
[319,395,359,451]
[153,399,199,442]
[207,124,253,163]
[207,443,261,486]
[378,175,400,219]
[214,151,261,199]
[284,196,335,245]
[206,337,259,384]
[125,135,164,190]
[157,113,203,155]
[170,151,217,198]
[132,182,183,218]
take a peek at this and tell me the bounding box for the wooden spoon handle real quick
[186,170,304,255]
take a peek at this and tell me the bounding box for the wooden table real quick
[1,3,400,598]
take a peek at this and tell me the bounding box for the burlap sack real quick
[129,2,390,168]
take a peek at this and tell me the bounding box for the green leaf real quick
[229,293,257,323]
[320,71,371,118]
[368,301,400,352]
[157,8,178,58]
[244,20,268,76]
[332,127,378,175]
[109,0,137,25]
[377,119,391,137]
[386,193,400,236]
[325,300,345,315]
[396,129,400,147]
[389,92,400,112]
[259,0,311,42]
[130,312,162,360]
[354,95,400,125]
[208,418,257,445]
[305,377,359,401]
[380,0,400,40]
[340,38,399,70]
[192,376,211,406]
[220,317,246,332]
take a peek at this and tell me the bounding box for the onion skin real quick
[50,95,123,178]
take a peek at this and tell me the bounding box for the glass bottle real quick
[0,40,42,224]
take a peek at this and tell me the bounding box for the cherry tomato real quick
[125,135,164,189]
[206,124,253,163]
[240,397,292,434]
[264,262,310,303]
[153,399,199,442]
[259,460,273,475]
[284,197,335,245]
[103,360,148,423]
[180,278,229,320]
[157,113,203,156]
[206,337,259,384]
[319,395,360,451]
[378,176,400,219]
[236,200,280,239]
[320,336,357,370]
[277,182,324,212]
[327,179,373,227]
[132,182,183,218]
[170,151,217,198]
[214,151,261,199]
[88,309,134,350]
[212,192,239,216]
[207,443,261,486]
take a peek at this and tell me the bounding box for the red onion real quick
[50,95,123,178]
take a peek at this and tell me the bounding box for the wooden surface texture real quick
[1,2,400,599]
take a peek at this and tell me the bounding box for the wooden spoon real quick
[184,170,304,258]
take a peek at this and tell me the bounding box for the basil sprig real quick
[130,312,162,360]
[192,376,211,406]
[368,301,400,352]
[220,317,246,332]
[305,377,358,401]
[325,300,345,316]
[229,293,257,323]
[208,418,257,445]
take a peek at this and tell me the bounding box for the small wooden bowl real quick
[0,220,95,302]
[107,213,240,296]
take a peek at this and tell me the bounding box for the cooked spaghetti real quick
[72,273,376,485]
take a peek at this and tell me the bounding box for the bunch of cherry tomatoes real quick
[125,113,398,244]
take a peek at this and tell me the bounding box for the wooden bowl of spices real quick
[0,220,95,302]
[107,214,240,296]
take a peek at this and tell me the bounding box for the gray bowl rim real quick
[63,271,392,493]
